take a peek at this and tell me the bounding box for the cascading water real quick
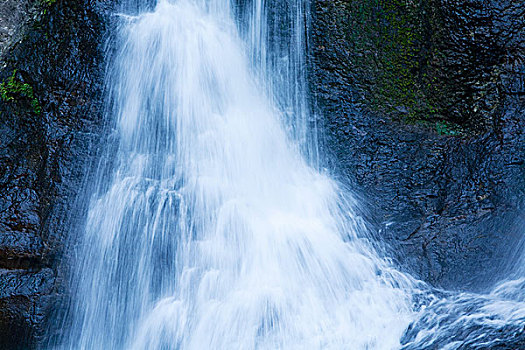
[401,237,525,349]
[49,0,418,349]
[47,0,525,349]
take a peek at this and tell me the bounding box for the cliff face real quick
[0,1,107,348]
[310,0,524,289]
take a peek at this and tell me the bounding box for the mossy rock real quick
[0,69,41,114]
[315,0,523,134]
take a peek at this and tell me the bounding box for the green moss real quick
[435,121,462,136]
[342,0,448,126]
[0,70,42,114]
[379,1,423,119]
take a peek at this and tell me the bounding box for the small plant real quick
[0,70,42,114]
[435,121,461,136]
[41,0,57,5]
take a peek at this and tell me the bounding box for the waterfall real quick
[49,0,420,349]
[45,0,525,348]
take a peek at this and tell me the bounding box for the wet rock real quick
[310,0,524,290]
[0,0,38,55]
[0,0,109,347]
[311,0,524,131]
[0,267,56,348]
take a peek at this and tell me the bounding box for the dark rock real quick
[0,0,38,54]
[0,267,56,348]
[310,0,525,291]
[0,0,109,348]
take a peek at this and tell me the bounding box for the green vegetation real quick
[41,0,57,6]
[435,121,462,136]
[341,0,454,133]
[0,70,42,114]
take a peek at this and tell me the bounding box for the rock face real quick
[0,0,36,54]
[0,0,107,348]
[310,0,524,289]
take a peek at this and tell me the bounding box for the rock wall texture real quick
[0,0,107,348]
[0,0,36,54]
[310,0,524,290]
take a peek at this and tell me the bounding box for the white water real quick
[49,0,525,349]
[52,0,418,349]
[402,233,525,349]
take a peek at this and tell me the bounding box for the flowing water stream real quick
[48,0,524,349]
